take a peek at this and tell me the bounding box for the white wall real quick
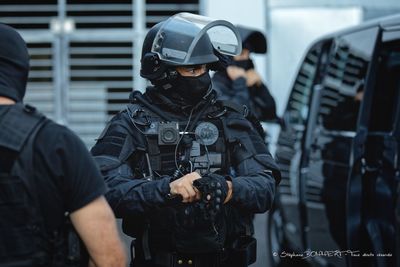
[203,1,362,116]
[268,7,362,115]
[203,0,269,92]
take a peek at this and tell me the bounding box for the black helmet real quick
[236,25,267,54]
[140,13,242,85]
[0,23,29,102]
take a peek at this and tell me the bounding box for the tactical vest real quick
[124,94,262,180]
[123,91,273,258]
[0,104,80,267]
[142,114,229,178]
[122,99,235,254]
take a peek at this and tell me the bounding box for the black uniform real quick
[0,104,107,267]
[0,23,106,267]
[212,25,277,123]
[212,66,277,122]
[91,88,280,267]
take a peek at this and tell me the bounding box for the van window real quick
[320,27,379,132]
[286,41,331,129]
[369,39,400,132]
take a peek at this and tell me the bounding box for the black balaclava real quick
[0,24,30,103]
[172,72,212,105]
[151,70,211,108]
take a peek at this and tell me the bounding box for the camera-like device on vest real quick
[158,122,179,145]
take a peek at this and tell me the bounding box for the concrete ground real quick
[251,212,269,267]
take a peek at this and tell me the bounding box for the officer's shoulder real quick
[95,102,149,142]
[12,104,61,138]
[37,119,79,142]
[216,99,249,118]
[215,99,266,137]
[11,103,46,122]
[105,103,145,126]
[124,102,152,126]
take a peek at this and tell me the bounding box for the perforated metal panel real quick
[25,42,55,118]
[0,0,200,147]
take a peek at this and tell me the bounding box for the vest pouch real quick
[0,226,38,264]
[174,210,227,254]
[65,220,81,266]
[175,225,224,253]
[0,173,46,265]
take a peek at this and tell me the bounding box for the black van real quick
[268,14,400,267]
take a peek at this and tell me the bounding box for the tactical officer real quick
[212,25,278,123]
[0,24,126,267]
[91,13,280,267]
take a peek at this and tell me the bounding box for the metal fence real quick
[0,0,200,147]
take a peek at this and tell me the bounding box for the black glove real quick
[193,173,229,221]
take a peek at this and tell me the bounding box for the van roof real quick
[312,13,400,44]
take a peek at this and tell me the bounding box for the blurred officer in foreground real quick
[0,24,126,267]
[91,13,280,267]
[212,25,278,123]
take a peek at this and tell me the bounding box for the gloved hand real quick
[169,172,201,203]
[193,173,229,221]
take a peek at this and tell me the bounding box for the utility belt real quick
[132,236,256,267]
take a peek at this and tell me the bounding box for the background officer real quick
[212,25,278,123]
[91,13,280,267]
[0,24,126,267]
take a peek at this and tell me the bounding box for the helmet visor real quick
[151,13,242,65]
